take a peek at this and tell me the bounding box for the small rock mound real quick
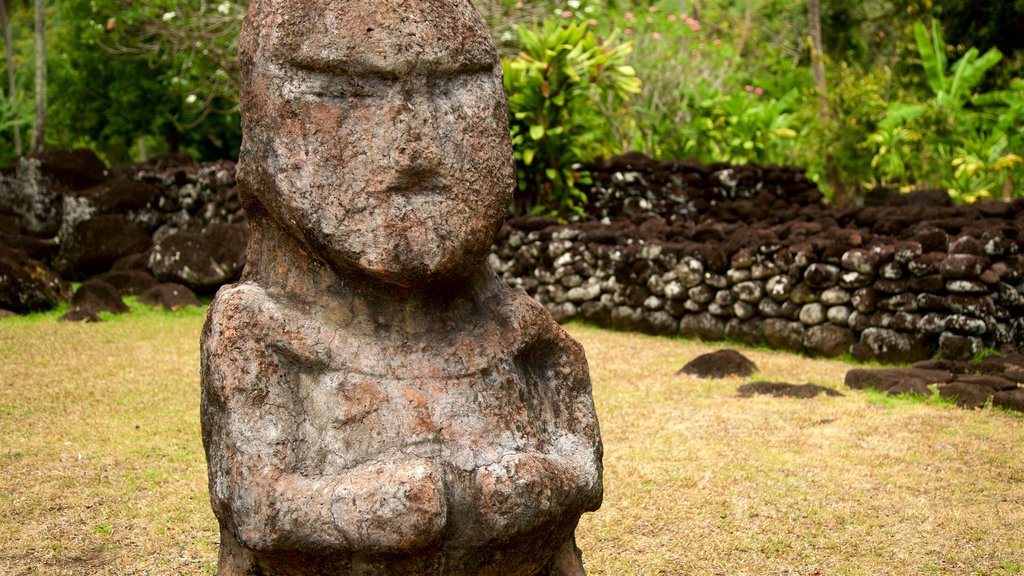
[93,270,157,296]
[138,282,201,311]
[59,309,101,323]
[70,279,129,315]
[845,355,1024,412]
[738,381,844,399]
[677,349,758,378]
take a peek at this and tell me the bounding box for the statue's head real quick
[237,0,515,288]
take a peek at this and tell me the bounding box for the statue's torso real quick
[201,278,602,575]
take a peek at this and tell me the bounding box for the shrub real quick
[503,19,639,218]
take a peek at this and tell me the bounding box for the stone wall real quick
[0,151,248,314]
[4,151,1024,363]
[489,155,1024,363]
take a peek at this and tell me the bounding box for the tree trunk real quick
[807,0,827,114]
[0,0,21,155]
[30,0,44,154]
[807,0,849,204]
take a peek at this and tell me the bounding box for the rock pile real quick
[490,157,1024,363]
[0,150,244,316]
[846,354,1024,411]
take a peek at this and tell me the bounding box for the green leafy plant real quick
[866,19,1018,201]
[503,19,639,218]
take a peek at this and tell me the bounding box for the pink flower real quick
[652,32,662,40]
[649,6,658,13]
[561,10,573,18]
[691,23,701,31]
[588,18,598,25]
[713,38,721,45]
[744,85,753,92]
[105,18,116,31]
[646,17,654,23]
[755,87,764,95]
[667,14,676,21]
[624,27,634,35]
[624,11,634,21]
[691,50,700,57]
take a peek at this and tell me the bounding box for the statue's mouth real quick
[384,170,446,197]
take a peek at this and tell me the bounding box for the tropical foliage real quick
[1,0,1023,209]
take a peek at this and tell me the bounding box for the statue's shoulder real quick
[499,283,587,368]
[203,282,286,350]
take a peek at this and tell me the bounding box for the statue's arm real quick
[200,300,446,553]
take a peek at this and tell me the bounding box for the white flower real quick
[217,2,231,14]
[162,11,176,21]
[185,94,197,104]
[567,0,581,7]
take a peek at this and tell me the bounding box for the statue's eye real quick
[283,69,386,101]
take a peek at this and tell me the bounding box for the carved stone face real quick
[237,0,515,287]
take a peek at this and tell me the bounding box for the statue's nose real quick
[387,100,443,189]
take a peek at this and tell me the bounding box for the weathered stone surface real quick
[677,349,758,378]
[201,3,602,574]
[0,246,66,313]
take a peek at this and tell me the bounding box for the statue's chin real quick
[318,242,481,290]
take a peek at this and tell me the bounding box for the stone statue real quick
[199,1,604,574]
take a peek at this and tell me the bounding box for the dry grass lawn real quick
[1,306,1022,575]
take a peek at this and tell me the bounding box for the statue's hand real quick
[330,458,448,552]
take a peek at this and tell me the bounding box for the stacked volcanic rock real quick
[578,152,824,224]
[490,156,1024,363]
[846,354,1024,411]
[0,150,247,318]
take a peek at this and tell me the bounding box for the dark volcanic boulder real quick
[138,282,201,311]
[61,177,161,234]
[738,381,844,398]
[937,381,997,408]
[0,246,66,313]
[147,223,248,292]
[30,149,109,191]
[764,319,804,353]
[803,323,856,357]
[678,349,758,378]
[0,150,109,236]
[678,311,726,341]
[70,279,129,315]
[0,231,58,262]
[93,270,158,296]
[851,328,933,364]
[56,215,153,279]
